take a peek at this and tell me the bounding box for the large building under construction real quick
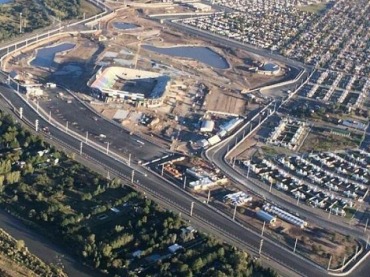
[89,66,170,107]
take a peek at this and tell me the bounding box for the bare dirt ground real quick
[205,87,247,115]
[0,255,34,277]
[6,6,292,154]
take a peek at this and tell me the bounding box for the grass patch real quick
[80,0,101,18]
[345,207,356,219]
[300,132,358,152]
[297,3,327,13]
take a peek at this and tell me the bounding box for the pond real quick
[262,63,279,72]
[0,0,12,4]
[113,22,140,30]
[30,43,75,69]
[53,64,83,77]
[143,45,229,69]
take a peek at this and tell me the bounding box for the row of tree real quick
[42,0,82,19]
[0,0,50,42]
[0,110,277,276]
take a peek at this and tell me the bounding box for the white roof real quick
[168,244,182,253]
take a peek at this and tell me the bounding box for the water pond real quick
[30,43,75,69]
[113,22,140,30]
[143,45,229,69]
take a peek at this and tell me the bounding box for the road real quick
[0,210,101,277]
[0,78,328,277]
[0,6,368,277]
[37,86,167,161]
[206,101,368,238]
[165,20,308,70]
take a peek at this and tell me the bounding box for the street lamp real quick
[19,13,22,33]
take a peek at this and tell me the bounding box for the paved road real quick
[206,107,368,239]
[37,87,167,161]
[0,81,328,277]
[0,9,367,277]
[0,210,101,277]
[165,20,308,70]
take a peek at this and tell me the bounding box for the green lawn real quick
[297,3,328,13]
[80,0,101,18]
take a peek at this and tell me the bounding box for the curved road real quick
[0,79,327,277]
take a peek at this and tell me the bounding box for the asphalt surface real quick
[205,101,370,276]
[0,78,329,277]
[0,8,368,277]
[206,120,367,237]
[0,210,101,277]
[165,20,308,71]
[37,87,167,161]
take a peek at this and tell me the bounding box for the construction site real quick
[4,5,290,153]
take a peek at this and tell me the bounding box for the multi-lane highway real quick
[0,5,369,276]
[0,81,328,277]
[206,119,368,239]
[37,86,167,160]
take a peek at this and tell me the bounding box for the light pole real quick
[293,237,298,253]
[161,164,164,176]
[48,110,51,122]
[183,175,187,189]
[85,131,88,143]
[190,202,194,217]
[131,170,135,183]
[261,221,265,236]
[19,13,22,33]
[106,142,110,155]
[327,255,332,270]
[259,239,264,255]
[232,204,237,220]
[79,142,83,155]
[65,121,69,133]
[207,190,211,204]
[128,153,131,166]
[364,218,368,233]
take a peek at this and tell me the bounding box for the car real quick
[42,127,50,134]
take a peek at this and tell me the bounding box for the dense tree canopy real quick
[0,110,277,276]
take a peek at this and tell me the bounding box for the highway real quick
[165,20,309,71]
[37,87,167,161]
[204,91,369,240]
[0,5,368,276]
[0,76,329,277]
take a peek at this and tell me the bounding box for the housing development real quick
[0,0,369,276]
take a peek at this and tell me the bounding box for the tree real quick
[192,257,204,272]
[102,244,112,257]
[15,239,25,251]
[179,263,189,272]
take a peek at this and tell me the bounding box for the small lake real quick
[31,43,75,69]
[143,45,229,69]
[54,64,83,77]
[113,22,140,30]
[0,0,12,4]
[263,63,279,71]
